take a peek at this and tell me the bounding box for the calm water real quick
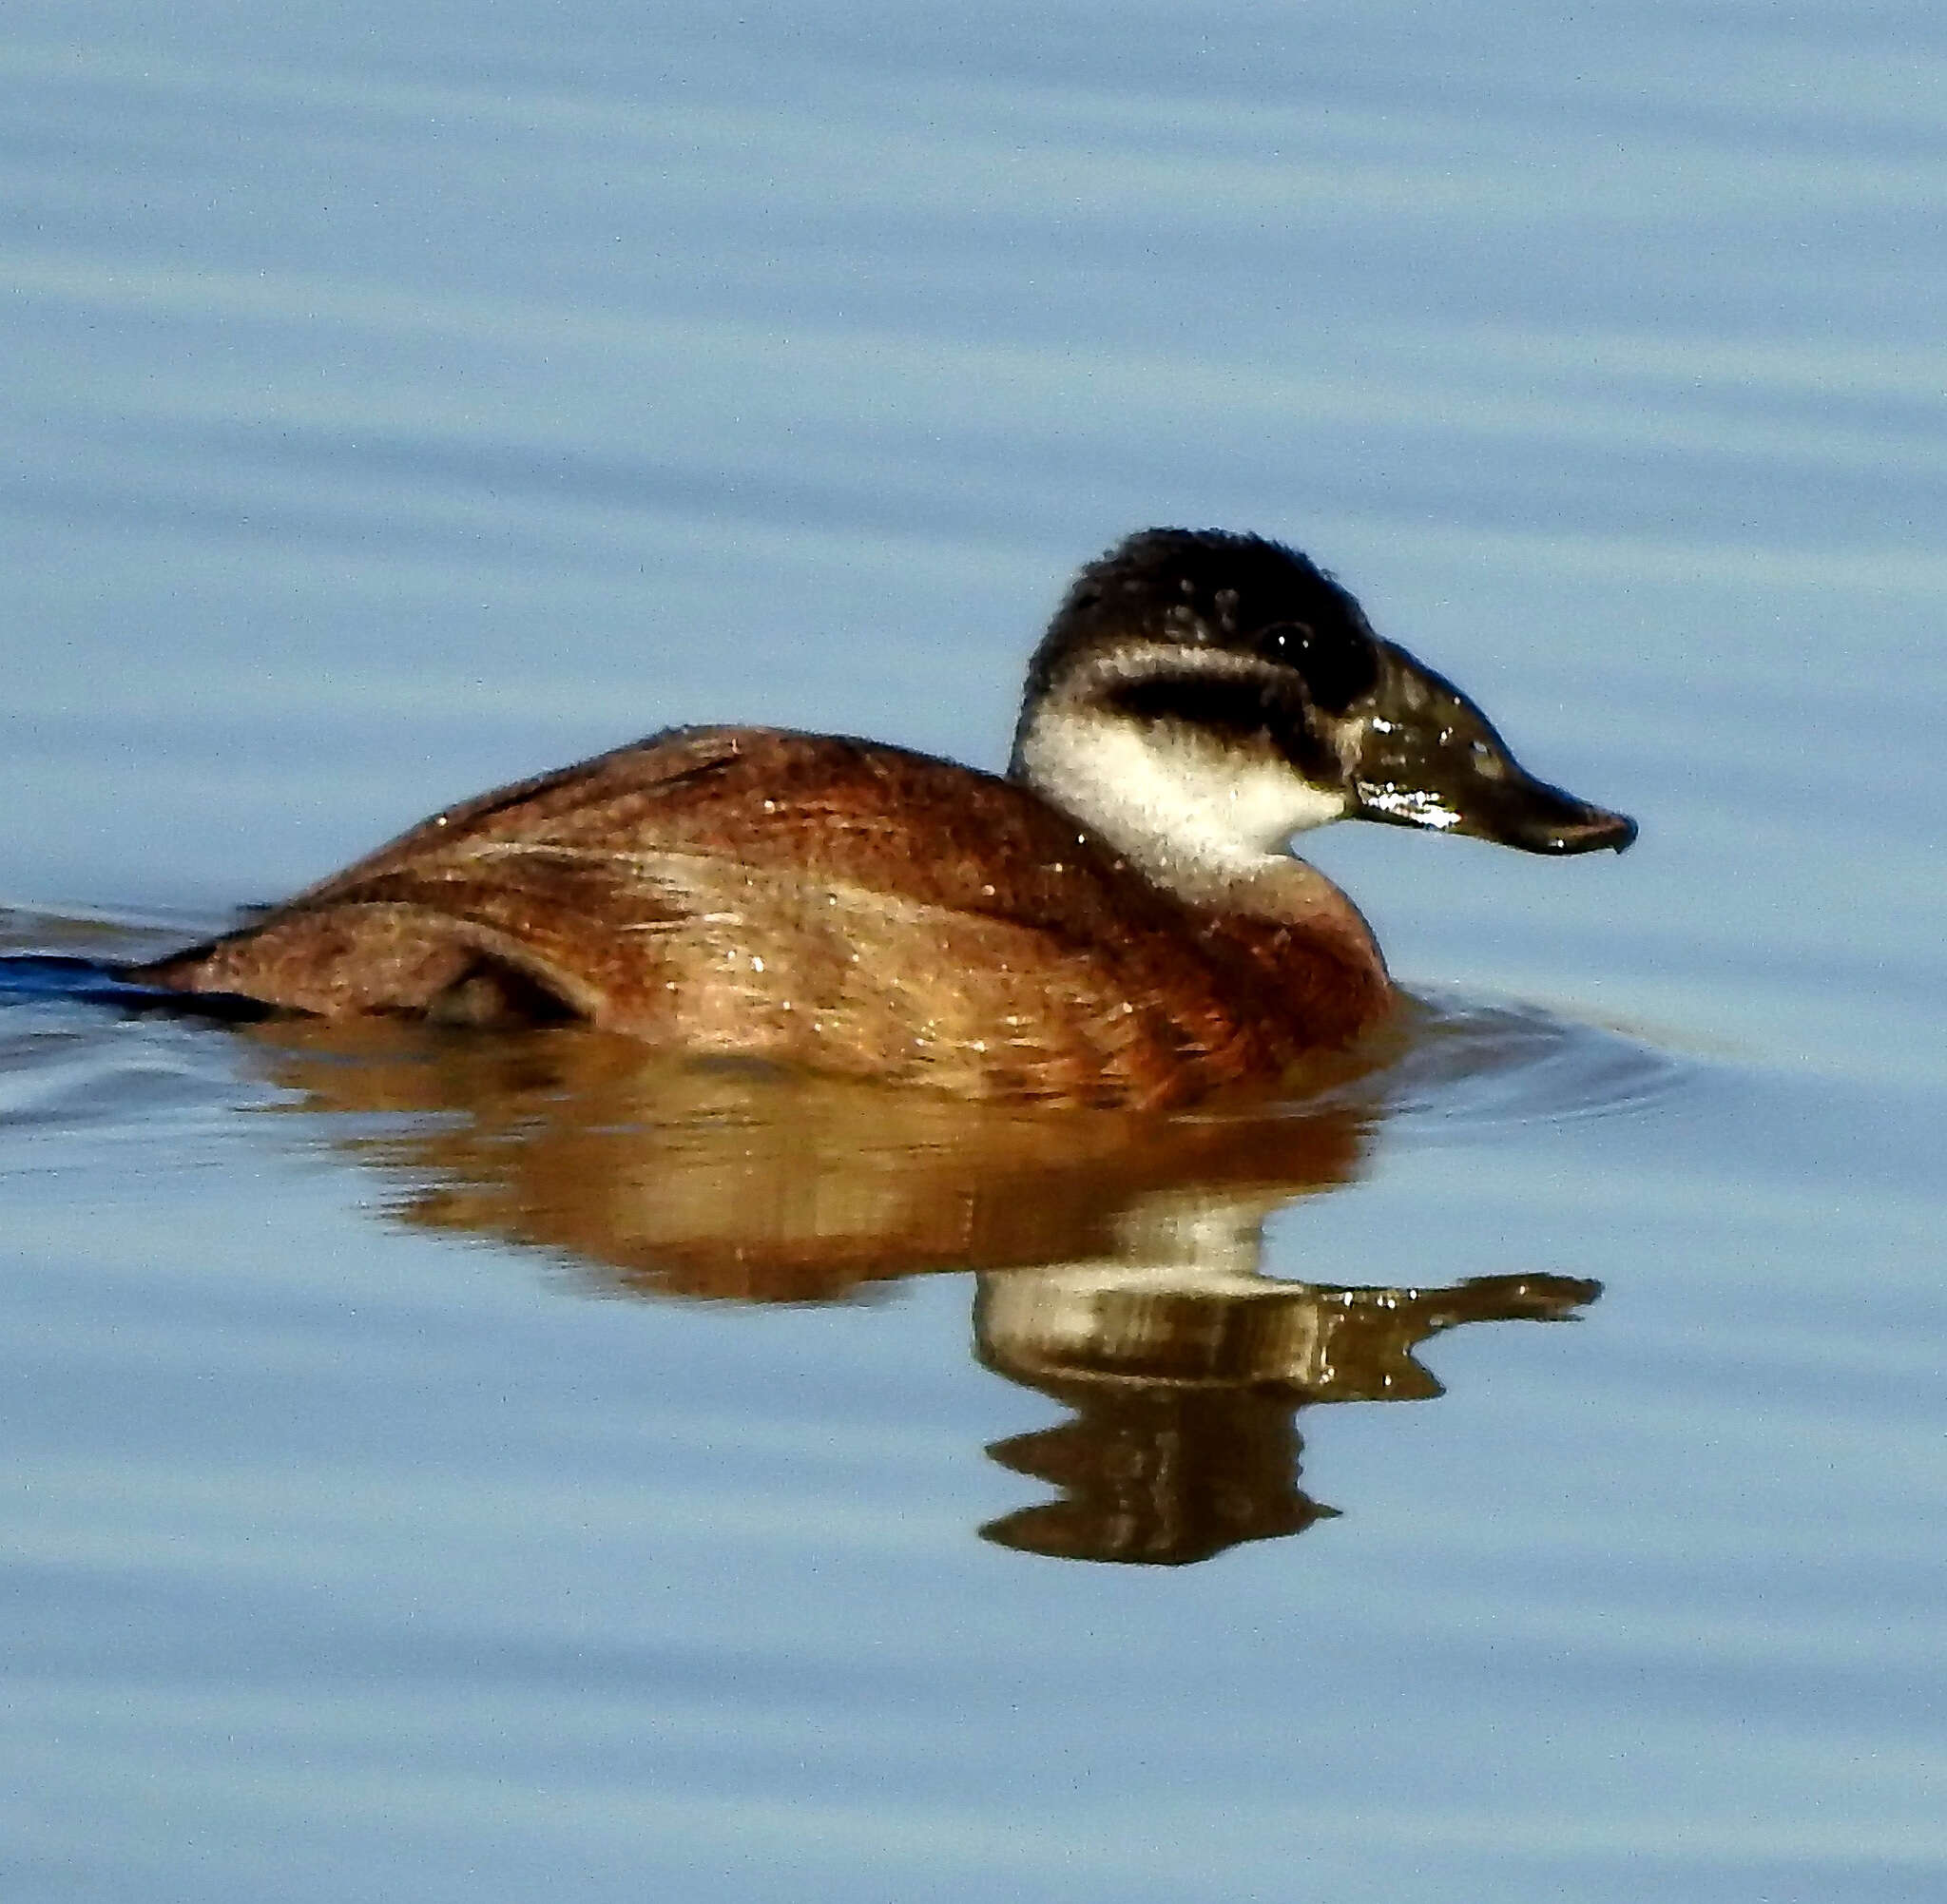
[4,5,1944,1900]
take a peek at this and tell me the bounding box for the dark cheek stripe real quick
[1101,676,1335,777]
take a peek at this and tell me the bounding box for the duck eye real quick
[1256,621,1307,654]
[1255,621,1377,714]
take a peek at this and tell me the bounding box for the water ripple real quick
[1356,987,1700,1136]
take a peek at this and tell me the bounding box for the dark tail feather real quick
[0,954,273,1022]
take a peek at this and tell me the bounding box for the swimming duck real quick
[131,529,1635,1108]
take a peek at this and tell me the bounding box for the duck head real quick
[1009,528,1637,882]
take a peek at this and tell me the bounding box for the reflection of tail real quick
[0,953,269,1020]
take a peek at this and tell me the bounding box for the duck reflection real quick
[248,1019,1598,1565]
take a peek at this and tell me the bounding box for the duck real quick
[129,528,1636,1109]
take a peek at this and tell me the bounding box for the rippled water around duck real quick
[6,6,1946,1901]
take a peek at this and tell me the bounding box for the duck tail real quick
[0,953,271,1020]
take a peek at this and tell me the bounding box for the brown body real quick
[137,726,1394,1110]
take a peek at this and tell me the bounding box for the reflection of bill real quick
[977,1243,1595,1565]
[247,1018,1599,1564]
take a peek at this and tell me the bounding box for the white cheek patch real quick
[1203,746,1352,847]
[1020,711,1352,879]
